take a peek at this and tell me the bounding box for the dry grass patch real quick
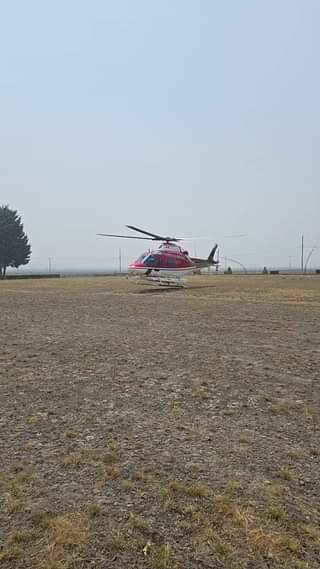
[31,511,54,530]
[268,506,288,521]
[296,523,320,548]
[181,504,201,520]
[287,448,305,460]
[87,503,104,517]
[108,530,128,552]
[14,472,33,488]
[48,514,89,547]
[310,447,319,457]
[34,513,90,569]
[264,481,288,498]
[61,447,121,469]
[215,494,255,528]
[129,513,152,533]
[62,453,82,467]
[29,412,49,424]
[9,470,33,490]
[104,465,120,479]
[110,439,121,451]
[270,399,304,415]
[4,494,22,515]
[38,562,68,569]
[11,461,29,473]
[0,545,24,562]
[168,480,209,498]
[10,530,35,544]
[121,479,135,492]
[64,431,79,440]
[238,433,252,444]
[193,528,234,559]
[225,480,242,494]
[30,511,89,564]
[251,529,301,555]
[276,467,294,481]
[130,470,154,484]
[102,451,119,465]
[150,543,176,569]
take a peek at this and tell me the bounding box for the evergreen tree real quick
[0,205,31,278]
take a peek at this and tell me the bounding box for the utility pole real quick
[301,235,304,274]
[48,257,52,274]
[289,256,292,271]
[119,248,122,274]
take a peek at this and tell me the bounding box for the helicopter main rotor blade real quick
[126,225,184,242]
[97,233,155,241]
[223,234,248,238]
[99,226,184,242]
[126,225,164,240]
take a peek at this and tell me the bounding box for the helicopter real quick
[98,225,219,287]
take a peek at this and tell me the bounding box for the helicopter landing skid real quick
[130,275,185,288]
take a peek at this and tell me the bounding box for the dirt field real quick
[0,275,319,569]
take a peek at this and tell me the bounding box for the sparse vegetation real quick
[10,530,34,544]
[64,431,79,440]
[276,467,294,481]
[0,275,319,568]
[48,514,89,546]
[129,513,152,533]
[150,543,176,568]
[168,480,209,498]
[268,506,287,521]
[87,503,103,517]
[0,546,24,562]
[62,453,82,467]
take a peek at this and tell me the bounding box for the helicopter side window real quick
[167,257,177,268]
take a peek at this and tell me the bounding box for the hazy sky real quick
[1,0,319,271]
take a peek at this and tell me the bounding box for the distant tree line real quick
[0,205,31,279]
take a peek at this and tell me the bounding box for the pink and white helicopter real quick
[98,225,219,287]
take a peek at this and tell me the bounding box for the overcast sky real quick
[1,0,319,271]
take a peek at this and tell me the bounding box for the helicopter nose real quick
[128,262,143,274]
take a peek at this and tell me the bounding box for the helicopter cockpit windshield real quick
[143,254,161,267]
[137,252,148,262]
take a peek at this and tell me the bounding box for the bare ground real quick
[0,275,319,569]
